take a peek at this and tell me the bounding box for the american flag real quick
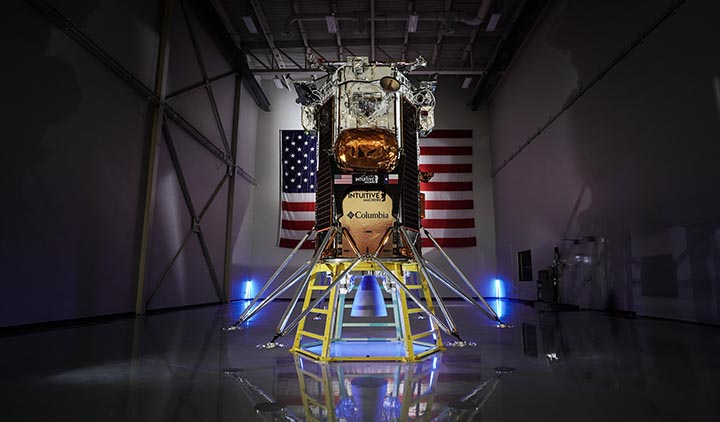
[279,130,316,249]
[278,129,476,249]
[420,130,476,248]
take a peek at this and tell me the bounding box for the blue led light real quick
[494,278,504,318]
[243,280,254,300]
[494,278,503,298]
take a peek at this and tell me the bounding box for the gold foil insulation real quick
[334,128,398,173]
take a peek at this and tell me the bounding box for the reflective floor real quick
[1,300,719,421]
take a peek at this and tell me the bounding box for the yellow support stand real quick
[290,261,445,362]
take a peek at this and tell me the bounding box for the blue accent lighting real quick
[243,280,254,300]
[494,278,504,318]
[494,278,504,298]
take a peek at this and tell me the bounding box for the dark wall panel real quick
[1,0,153,326]
[490,0,720,322]
[1,0,261,326]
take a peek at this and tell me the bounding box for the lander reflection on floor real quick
[224,353,513,421]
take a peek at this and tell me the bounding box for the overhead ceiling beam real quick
[201,0,270,110]
[290,0,310,54]
[331,0,344,60]
[249,0,285,68]
[431,0,453,65]
[290,0,329,64]
[461,0,493,65]
[251,68,486,77]
[240,34,499,51]
[370,0,375,61]
[402,0,415,60]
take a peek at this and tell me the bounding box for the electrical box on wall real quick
[517,249,533,281]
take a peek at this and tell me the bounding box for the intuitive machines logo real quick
[345,191,386,202]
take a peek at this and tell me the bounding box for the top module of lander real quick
[292,56,437,258]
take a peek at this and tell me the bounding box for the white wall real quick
[248,77,497,297]
[0,0,261,326]
[489,0,720,322]
[228,82,260,300]
[430,77,497,297]
[248,81,314,291]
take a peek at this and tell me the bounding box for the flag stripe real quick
[280,210,315,222]
[425,200,474,210]
[280,228,313,240]
[279,239,315,249]
[419,164,472,173]
[281,219,315,231]
[419,155,473,165]
[424,209,475,219]
[420,146,472,156]
[282,192,315,202]
[420,181,473,191]
[422,218,475,228]
[282,201,315,212]
[423,191,475,200]
[421,237,477,247]
[427,173,473,182]
[424,129,473,138]
[424,227,476,237]
[418,138,474,147]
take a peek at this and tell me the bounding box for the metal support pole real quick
[145,227,194,309]
[423,229,500,321]
[181,0,231,155]
[399,228,459,332]
[230,229,313,325]
[225,262,310,329]
[134,0,174,315]
[369,256,454,337]
[274,270,315,336]
[425,262,499,322]
[276,256,362,340]
[223,75,242,302]
[144,168,230,310]
[25,0,258,186]
[162,122,226,303]
[275,228,335,334]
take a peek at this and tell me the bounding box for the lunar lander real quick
[225,56,506,361]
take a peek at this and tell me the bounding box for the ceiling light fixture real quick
[486,13,501,32]
[326,15,338,33]
[408,14,418,33]
[242,16,258,34]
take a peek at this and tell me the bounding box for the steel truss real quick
[25,0,265,313]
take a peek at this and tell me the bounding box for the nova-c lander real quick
[226,56,507,361]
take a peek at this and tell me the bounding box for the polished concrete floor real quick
[1,300,719,421]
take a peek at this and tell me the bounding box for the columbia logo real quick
[347,212,355,219]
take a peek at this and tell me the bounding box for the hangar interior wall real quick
[1,0,260,327]
[489,0,720,323]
